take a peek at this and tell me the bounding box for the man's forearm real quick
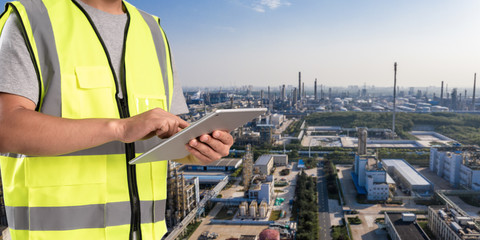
[0,107,120,156]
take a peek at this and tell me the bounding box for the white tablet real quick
[129,108,267,164]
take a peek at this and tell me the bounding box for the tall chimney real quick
[440,81,444,105]
[473,73,477,111]
[392,62,397,137]
[298,72,301,101]
[314,78,318,101]
[302,82,305,99]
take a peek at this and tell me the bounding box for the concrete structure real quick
[255,155,275,175]
[357,127,367,155]
[248,175,275,204]
[383,159,433,197]
[352,154,390,200]
[243,144,254,189]
[430,148,464,187]
[430,147,480,190]
[384,212,430,240]
[428,206,480,240]
[272,155,288,166]
[166,161,200,228]
[270,114,285,127]
[185,158,243,171]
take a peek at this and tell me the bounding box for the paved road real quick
[317,164,332,240]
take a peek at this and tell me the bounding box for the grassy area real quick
[214,206,235,220]
[347,216,362,225]
[331,225,351,240]
[179,220,202,240]
[269,210,282,221]
[417,221,436,240]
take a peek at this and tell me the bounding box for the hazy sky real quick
[2,0,480,89]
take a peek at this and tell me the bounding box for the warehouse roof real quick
[382,159,431,186]
[255,155,273,166]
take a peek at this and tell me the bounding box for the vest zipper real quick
[71,1,141,239]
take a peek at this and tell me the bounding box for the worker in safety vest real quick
[0,0,233,239]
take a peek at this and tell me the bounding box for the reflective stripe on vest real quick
[6,200,166,231]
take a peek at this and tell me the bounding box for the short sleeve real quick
[0,13,40,105]
[169,59,188,115]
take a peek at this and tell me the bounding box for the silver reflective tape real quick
[19,0,62,116]
[137,9,170,111]
[63,141,125,156]
[6,200,166,231]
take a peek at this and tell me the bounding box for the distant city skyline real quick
[1,0,479,88]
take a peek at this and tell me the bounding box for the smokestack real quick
[298,72,301,101]
[440,81,444,105]
[293,88,298,107]
[393,62,397,137]
[473,73,476,111]
[314,78,318,101]
[302,82,305,99]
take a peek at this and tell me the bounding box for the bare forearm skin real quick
[0,106,120,156]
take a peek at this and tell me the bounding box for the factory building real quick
[384,212,430,240]
[185,158,243,171]
[430,147,480,190]
[382,159,433,197]
[254,154,288,175]
[248,175,275,204]
[166,161,201,228]
[428,206,480,240]
[352,154,391,200]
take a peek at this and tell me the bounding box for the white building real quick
[254,155,274,175]
[353,155,390,200]
[431,148,480,190]
[383,159,433,197]
[270,114,286,127]
[248,175,275,204]
[460,164,480,190]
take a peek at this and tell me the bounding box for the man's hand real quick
[115,108,189,143]
[185,130,234,164]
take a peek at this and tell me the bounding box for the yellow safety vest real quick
[0,0,174,239]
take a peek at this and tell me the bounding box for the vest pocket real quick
[132,94,166,115]
[62,66,119,119]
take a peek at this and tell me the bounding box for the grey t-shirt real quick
[0,0,188,115]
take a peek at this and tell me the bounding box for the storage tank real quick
[451,222,462,233]
[439,210,447,220]
[402,213,416,222]
[239,202,248,216]
[249,200,258,217]
[259,201,268,218]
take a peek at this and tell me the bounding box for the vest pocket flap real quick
[75,66,114,89]
[134,95,167,114]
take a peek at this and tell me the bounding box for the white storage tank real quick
[402,213,416,222]
[451,222,462,233]
[249,200,258,217]
[259,201,268,218]
[239,202,248,216]
[439,210,447,220]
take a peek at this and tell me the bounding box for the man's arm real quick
[0,93,188,156]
